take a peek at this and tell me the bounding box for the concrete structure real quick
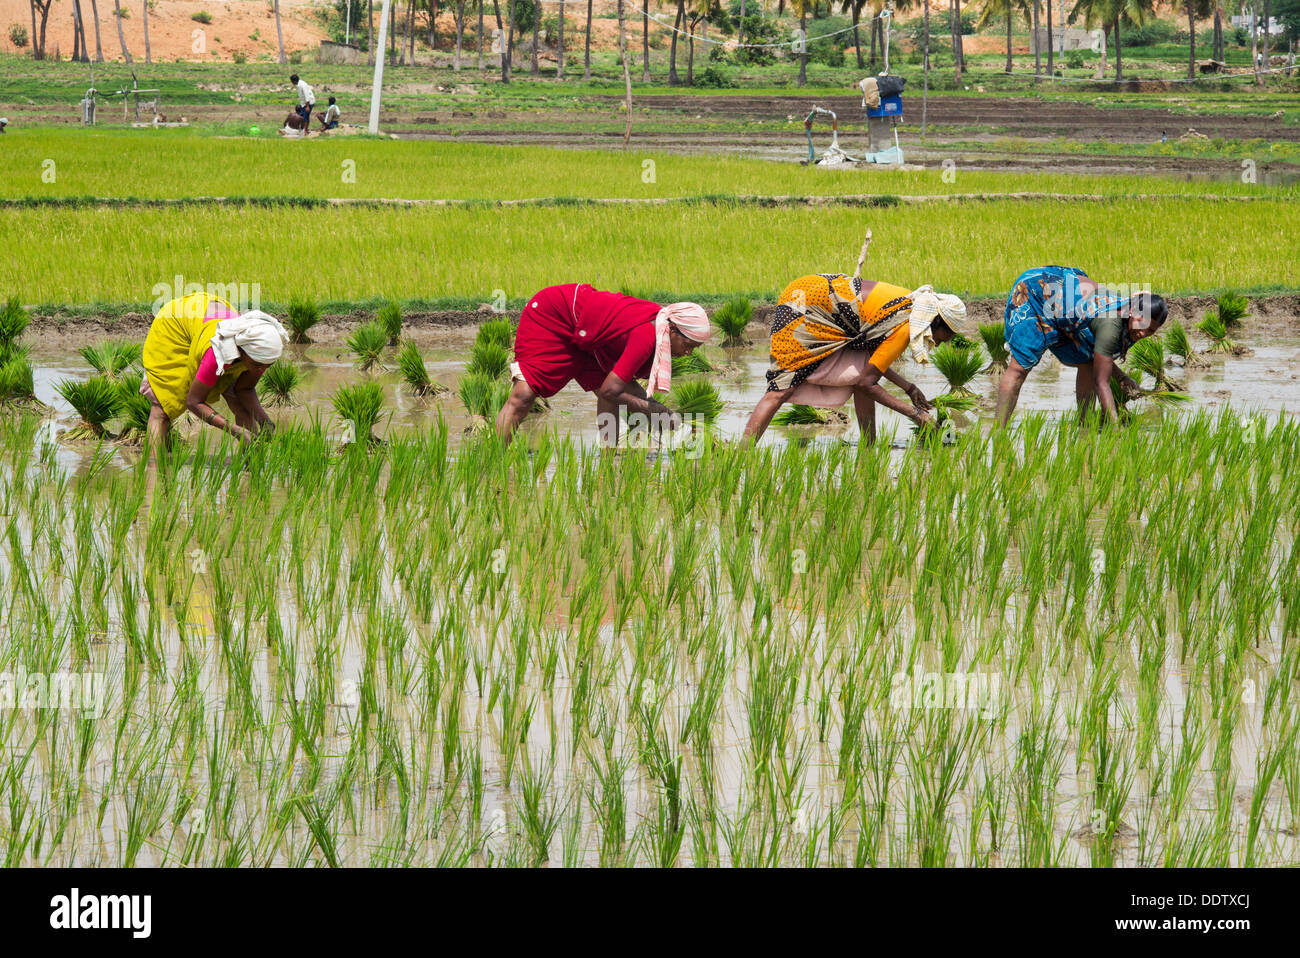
[319,41,364,66]
[1032,27,1103,54]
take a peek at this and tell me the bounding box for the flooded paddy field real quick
[3,316,1299,868]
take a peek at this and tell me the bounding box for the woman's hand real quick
[915,411,938,430]
[1119,374,1144,400]
[906,384,934,412]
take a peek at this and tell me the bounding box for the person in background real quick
[290,74,315,126]
[0,117,8,134]
[318,96,341,131]
[995,266,1168,427]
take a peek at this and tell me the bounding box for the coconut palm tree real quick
[1185,0,1213,78]
[584,0,594,79]
[841,0,868,69]
[274,0,287,64]
[978,0,1030,72]
[112,0,132,63]
[141,0,150,63]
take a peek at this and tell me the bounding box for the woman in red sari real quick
[496,284,713,443]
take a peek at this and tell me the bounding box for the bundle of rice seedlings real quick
[666,379,724,423]
[1163,320,1208,368]
[712,297,752,347]
[930,341,984,395]
[1196,312,1237,354]
[0,296,30,346]
[772,404,829,426]
[1125,336,1183,392]
[331,381,385,444]
[978,323,1009,374]
[477,318,514,349]
[347,321,389,371]
[257,359,304,406]
[466,339,510,380]
[1216,291,1249,328]
[56,375,121,439]
[80,339,142,379]
[115,372,152,439]
[378,301,403,346]
[0,341,34,404]
[1109,376,1191,413]
[672,352,714,376]
[459,370,510,420]
[286,297,320,344]
[911,393,979,443]
[397,341,436,396]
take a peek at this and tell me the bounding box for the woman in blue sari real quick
[995,265,1167,425]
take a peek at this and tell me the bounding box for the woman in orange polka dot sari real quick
[743,273,971,442]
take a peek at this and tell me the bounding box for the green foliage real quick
[477,319,514,350]
[1197,312,1236,353]
[258,359,304,406]
[0,352,34,403]
[694,66,737,89]
[672,352,714,376]
[192,10,213,24]
[1163,320,1194,359]
[1125,336,1181,391]
[115,372,152,434]
[979,322,1009,372]
[378,301,403,346]
[347,321,389,371]
[1215,291,1249,328]
[772,404,830,426]
[287,298,320,344]
[331,381,385,442]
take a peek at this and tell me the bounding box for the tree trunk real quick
[1045,0,1053,74]
[798,8,806,86]
[73,0,84,61]
[1263,0,1271,76]
[1213,6,1221,60]
[1033,0,1040,76]
[669,0,681,84]
[505,0,518,82]
[141,0,150,63]
[687,18,694,85]
[89,0,103,61]
[30,0,40,59]
[869,9,877,68]
[1114,16,1122,79]
[455,0,464,68]
[477,0,483,69]
[852,6,862,70]
[619,0,632,146]
[369,0,375,66]
[583,0,592,79]
[273,0,286,64]
[641,0,649,81]
[1004,12,1011,72]
[952,0,964,80]
[738,0,745,47]
[112,0,131,63]
[1187,1,1195,79]
[531,4,539,74]
[558,0,565,77]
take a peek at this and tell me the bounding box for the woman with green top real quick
[996,266,1168,425]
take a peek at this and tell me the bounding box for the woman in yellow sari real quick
[141,291,289,451]
[744,274,972,442]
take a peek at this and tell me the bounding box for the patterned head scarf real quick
[907,286,974,363]
[645,303,711,396]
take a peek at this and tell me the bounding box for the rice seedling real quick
[466,340,510,380]
[330,381,385,444]
[378,301,403,346]
[477,319,514,349]
[80,339,141,379]
[395,340,447,397]
[286,297,320,344]
[114,372,151,438]
[664,379,724,424]
[1125,336,1182,392]
[672,352,714,376]
[56,375,121,439]
[0,347,34,404]
[711,297,753,347]
[347,321,389,372]
[458,371,509,421]
[258,359,305,406]
[772,404,834,426]
[1163,320,1207,368]
[1216,291,1249,328]
[1196,312,1237,355]
[978,323,1008,374]
[929,341,984,396]
[0,296,30,345]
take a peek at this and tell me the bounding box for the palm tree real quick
[112,0,132,63]
[670,0,684,83]
[584,0,593,79]
[558,0,565,77]
[1185,0,1212,78]
[841,0,866,68]
[1045,0,1053,74]
[642,0,650,82]
[977,0,1029,72]
[952,0,966,79]
[792,0,814,85]
[1070,0,1150,79]
[141,0,150,63]
[1032,0,1040,75]
[88,0,104,61]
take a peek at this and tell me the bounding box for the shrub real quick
[192,11,213,24]
[694,66,735,89]
[9,24,28,48]
[1065,50,1087,70]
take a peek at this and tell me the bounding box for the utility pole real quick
[369,0,392,134]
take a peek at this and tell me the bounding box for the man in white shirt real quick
[318,96,341,130]
[290,74,315,125]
